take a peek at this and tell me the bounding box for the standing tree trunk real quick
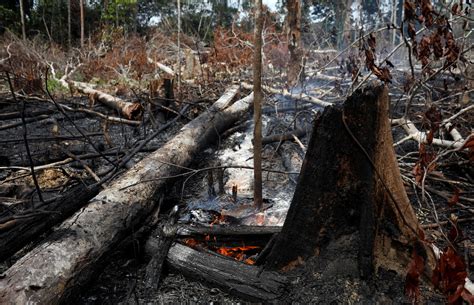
[80,0,85,48]
[336,0,352,49]
[264,85,434,281]
[253,0,263,210]
[19,0,26,41]
[67,0,71,49]
[286,0,302,87]
[177,0,181,99]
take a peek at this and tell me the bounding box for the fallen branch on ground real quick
[392,117,465,149]
[241,82,331,107]
[49,63,143,120]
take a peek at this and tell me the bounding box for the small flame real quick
[180,239,260,265]
[216,245,260,263]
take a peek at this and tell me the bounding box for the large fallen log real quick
[0,86,252,304]
[167,243,287,302]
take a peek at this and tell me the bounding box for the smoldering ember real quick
[0,0,473,304]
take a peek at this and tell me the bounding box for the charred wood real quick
[176,224,281,236]
[166,243,287,302]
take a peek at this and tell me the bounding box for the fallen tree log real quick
[71,81,143,121]
[167,243,287,302]
[0,86,252,304]
[50,64,143,120]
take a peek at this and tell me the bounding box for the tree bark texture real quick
[286,0,302,86]
[253,0,263,210]
[167,243,287,302]
[0,87,253,304]
[264,84,434,279]
[80,0,85,48]
[70,81,143,120]
[67,0,71,49]
[19,0,26,41]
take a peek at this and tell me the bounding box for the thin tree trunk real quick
[341,0,352,49]
[286,0,302,86]
[177,0,181,99]
[19,0,26,40]
[391,0,398,45]
[253,0,263,210]
[67,0,71,48]
[80,0,85,48]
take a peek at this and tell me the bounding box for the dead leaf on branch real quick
[368,33,376,52]
[424,105,442,132]
[420,0,435,26]
[405,249,425,304]
[413,143,437,184]
[418,35,432,68]
[444,31,460,66]
[363,44,392,83]
[432,246,468,305]
[448,188,461,207]
[404,0,417,20]
[461,134,474,161]
[431,30,443,59]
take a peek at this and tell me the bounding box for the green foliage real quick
[102,0,138,32]
[46,76,68,94]
[0,5,20,34]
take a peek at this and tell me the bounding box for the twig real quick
[421,217,474,229]
[118,164,299,192]
[0,115,50,131]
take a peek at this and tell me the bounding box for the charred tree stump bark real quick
[264,85,434,279]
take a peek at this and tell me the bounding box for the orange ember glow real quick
[181,238,260,265]
[216,245,260,264]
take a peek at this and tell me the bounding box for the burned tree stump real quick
[264,85,434,279]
